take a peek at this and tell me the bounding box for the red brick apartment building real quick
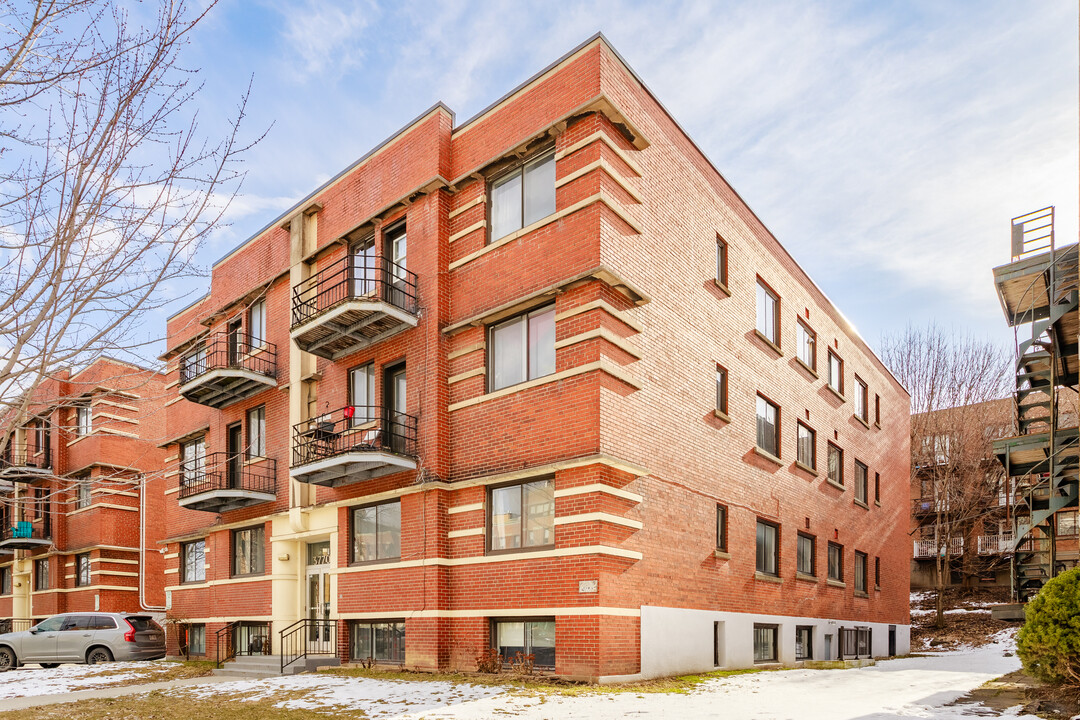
[0,358,167,628]
[160,34,911,680]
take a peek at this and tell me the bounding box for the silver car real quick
[0,612,166,669]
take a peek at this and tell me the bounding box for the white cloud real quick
[276,1,379,79]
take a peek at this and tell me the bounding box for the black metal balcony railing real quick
[292,406,418,468]
[177,453,277,500]
[0,522,50,545]
[0,442,51,472]
[911,497,949,515]
[291,255,418,328]
[178,332,277,386]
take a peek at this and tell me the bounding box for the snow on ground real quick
[0,660,174,699]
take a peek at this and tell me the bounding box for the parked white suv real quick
[0,613,166,669]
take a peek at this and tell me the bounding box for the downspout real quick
[139,474,169,611]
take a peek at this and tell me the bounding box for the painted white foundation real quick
[639,605,910,679]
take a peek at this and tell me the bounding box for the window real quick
[76,478,91,509]
[714,621,724,667]
[796,626,813,661]
[796,320,816,370]
[874,472,881,504]
[232,526,265,576]
[350,621,406,663]
[249,299,267,347]
[1057,511,1079,537]
[756,520,779,576]
[716,504,728,552]
[827,350,843,394]
[349,363,375,425]
[855,376,868,422]
[351,501,401,563]
[188,624,206,656]
[34,558,48,591]
[247,405,266,459]
[493,619,555,668]
[875,556,881,589]
[489,479,554,552]
[854,461,868,505]
[386,222,408,278]
[753,624,778,663]
[827,443,844,486]
[75,404,92,437]
[489,151,555,242]
[180,438,206,489]
[715,365,728,416]
[755,394,780,458]
[874,394,881,426]
[828,542,843,582]
[75,553,91,587]
[0,567,9,595]
[796,422,816,470]
[854,551,868,593]
[490,306,555,391]
[755,279,779,346]
[797,533,815,576]
[716,237,728,288]
[182,540,205,583]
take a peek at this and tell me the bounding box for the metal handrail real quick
[214,621,238,668]
[280,618,337,673]
[913,537,963,558]
[178,453,277,500]
[291,405,418,468]
[179,331,277,386]
[291,255,417,328]
[0,442,51,471]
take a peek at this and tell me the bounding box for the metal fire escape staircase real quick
[993,207,1080,601]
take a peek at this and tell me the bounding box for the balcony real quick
[290,406,417,487]
[978,533,1015,555]
[911,497,949,516]
[0,442,51,482]
[0,522,51,550]
[291,256,418,360]
[178,332,277,409]
[177,453,277,513]
[913,537,963,558]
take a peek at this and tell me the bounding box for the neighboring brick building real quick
[0,358,168,629]
[160,34,911,680]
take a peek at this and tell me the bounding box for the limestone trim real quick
[554,299,643,333]
[447,359,640,411]
[337,606,641,620]
[555,158,643,203]
[553,512,643,530]
[447,503,484,515]
[554,327,642,359]
[447,528,484,539]
[448,220,486,244]
[447,342,486,360]
[553,483,644,503]
[448,368,485,385]
[555,130,644,176]
[448,195,485,220]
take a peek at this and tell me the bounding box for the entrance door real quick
[226,318,242,366]
[226,423,242,489]
[384,364,406,454]
[306,542,332,653]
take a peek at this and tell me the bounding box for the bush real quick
[1017,568,1080,685]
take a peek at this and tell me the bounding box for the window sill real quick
[794,357,819,378]
[874,501,881,507]
[714,409,731,423]
[753,330,783,357]
[826,579,846,588]
[853,415,870,429]
[825,385,845,402]
[754,572,783,584]
[794,461,818,476]
[244,456,269,466]
[714,550,731,560]
[753,446,783,466]
[854,591,870,599]
[795,572,818,583]
[484,544,557,558]
[229,573,266,580]
[825,478,845,491]
[854,499,869,510]
[874,422,881,430]
[713,279,731,297]
[875,585,881,592]
[348,557,403,568]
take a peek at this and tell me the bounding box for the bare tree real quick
[0,0,257,443]
[882,322,1013,628]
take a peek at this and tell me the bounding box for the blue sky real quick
[158,0,1078,356]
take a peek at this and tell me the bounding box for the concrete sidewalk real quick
[0,675,234,712]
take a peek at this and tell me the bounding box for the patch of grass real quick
[0,692,349,719]
[88,660,216,687]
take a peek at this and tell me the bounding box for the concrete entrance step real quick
[213,653,340,678]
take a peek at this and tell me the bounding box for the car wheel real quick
[86,647,113,665]
[39,663,60,669]
[0,648,16,672]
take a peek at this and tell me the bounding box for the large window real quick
[753,624,778,663]
[827,443,844,486]
[247,405,266,459]
[186,624,206,656]
[828,350,844,395]
[756,520,779,577]
[797,533,815,576]
[854,551,868,593]
[34,558,48,591]
[349,363,375,425]
[489,479,554,552]
[715,365,728,416]
[75,553,91,587]
[796,625,813,661]
[489,151,556,242]
[756,395,780,458]
[854,461,868,505]
[249,299,267,347]
[796,422,816,470]
[796,320,816,370]
[182,540,205,583]
[716,504,728,552]
[75,404,92,437]
[232,526,265,577]
[755,279,779,346]
[351,501,401,563]
[180,438,206,488]
[490,306,555,391]
[828,542,844,582]
[716,237,728,288]
[494,619,555,669]
[350,621,406,664]
[855,376,868,422]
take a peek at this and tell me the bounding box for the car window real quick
[61,615,91,631]
[89,616,117,630]
[34,616,65,632]
[125,616,162,632]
